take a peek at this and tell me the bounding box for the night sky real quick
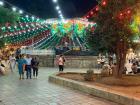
[6,0,97,19]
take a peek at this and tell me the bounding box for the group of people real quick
[16,54,39,79]
[0,53,39,80]
[130,58,140,74]
[97,55,140,75]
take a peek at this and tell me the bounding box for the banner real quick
[21,49,55,55]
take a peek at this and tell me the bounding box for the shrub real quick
[84,70,94,81]
[101,64,112,77]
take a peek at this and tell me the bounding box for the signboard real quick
[21,49,55,55]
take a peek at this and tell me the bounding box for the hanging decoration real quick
[0,0,96,50]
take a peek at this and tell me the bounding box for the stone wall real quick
[33,55,55,67]
[36,55,97,68]
[55,56,98,68]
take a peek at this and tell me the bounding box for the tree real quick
[0,6,19,48]
[0,39,5,49]
[87,0,139,77]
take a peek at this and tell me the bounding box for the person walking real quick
[131,63,137,74]
[25,54,32,79]
[9,54,16,72]
[0,59,6,75]
[17,54,26,80]
[57,55,65,72]
[31,56,39,78]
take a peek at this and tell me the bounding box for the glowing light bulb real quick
[19,10,23,14]
[12,7,17,11]
[53,0,57,3]
[56,6,60,10]
[0,1,4,6]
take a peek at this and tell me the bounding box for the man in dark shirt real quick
[31,56,39,78]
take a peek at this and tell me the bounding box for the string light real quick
[120,13,123,16]
[56,6,60,10]
[102,1,107,6]
[12,7,16,12]
[127,10,131,14]
[58,10,61,14]
[52,0,65,22]
[96,6,99,11]
[19,10,23,14]
[0,0,44,22]
[90,11,93,15]
[26,15,29,18]
[52,0,57,3]
[32,16,35,20]
[0,1,4,6]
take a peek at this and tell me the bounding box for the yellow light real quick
[135,16,140,24]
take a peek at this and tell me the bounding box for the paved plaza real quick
[0,68,119,105]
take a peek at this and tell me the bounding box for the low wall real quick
[36,55,98,68]
[49,73,140,105]
[34,55,55,67]
[55,56,98,68]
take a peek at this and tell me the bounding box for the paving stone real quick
[0,68,118,105]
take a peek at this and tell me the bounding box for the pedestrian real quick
[0,59,5,75]
[97,57,101,69]
[17,54,26,80]
[57,55,65,72]
[25,54,32,79]
[111,63,117,76]
[31,56,39,78]
[131,63,137,74]
[9,54,16,72]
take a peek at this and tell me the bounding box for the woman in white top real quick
[9,54,16,72]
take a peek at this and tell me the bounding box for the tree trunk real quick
[114,40,127,78]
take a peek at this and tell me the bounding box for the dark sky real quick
[6,0,97,19]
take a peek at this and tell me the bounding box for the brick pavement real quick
[0,68,119,105]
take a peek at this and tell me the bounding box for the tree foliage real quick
[0,6,19,49]
[88,0,138,53]
[0,39,5,49]
[87,0,139,77]
[0,6,19,26]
